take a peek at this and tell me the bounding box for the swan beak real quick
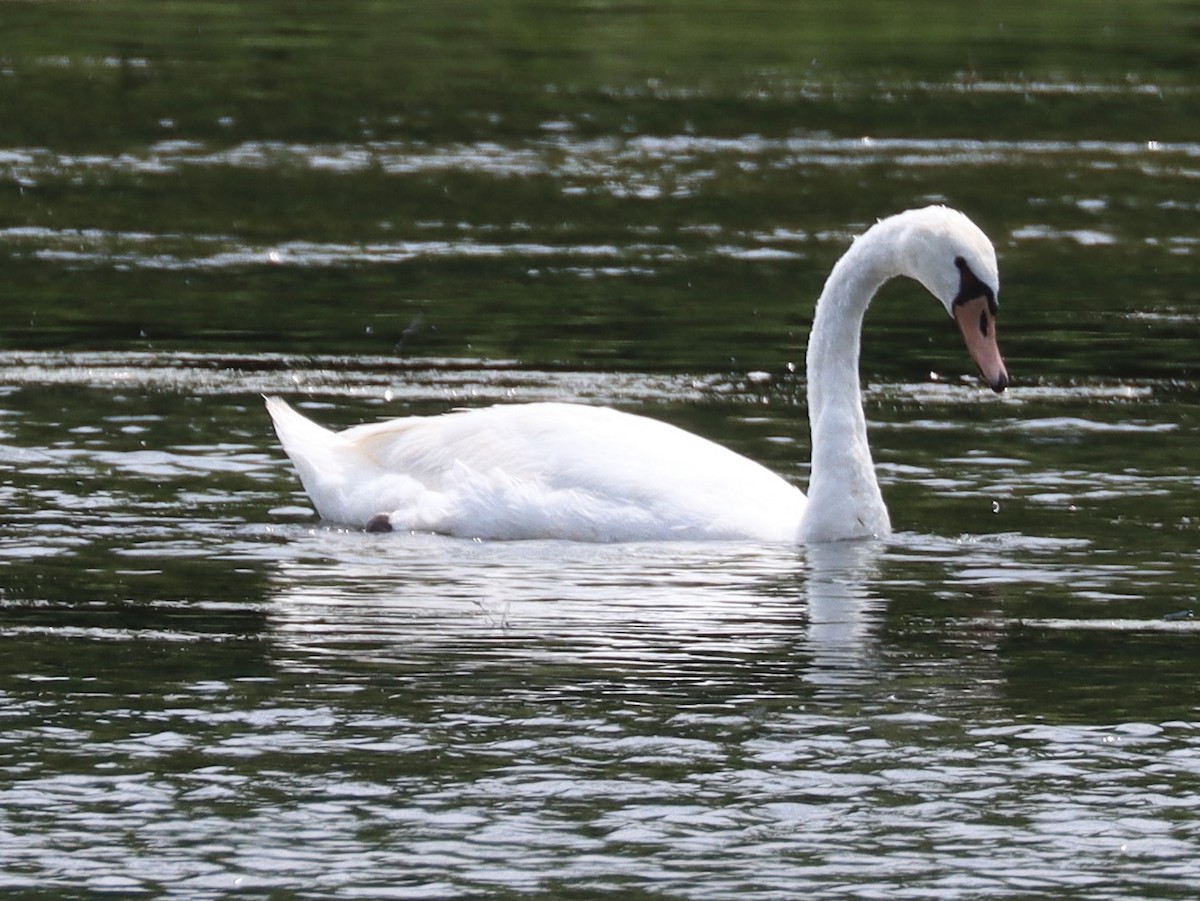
[953,296,1008,393]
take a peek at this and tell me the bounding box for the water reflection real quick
[800,540,884,694]
[266,532,814,669]
[264,527,911,701]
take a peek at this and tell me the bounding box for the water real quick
[3,2,1200,897]
[4,359,1198,897]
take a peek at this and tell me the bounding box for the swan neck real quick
[807,231,895,418]
[801,228,896,541]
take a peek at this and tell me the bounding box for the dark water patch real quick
[2,0,1198,145]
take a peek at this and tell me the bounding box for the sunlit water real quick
[2,352,1198,898]
[3,135,1199,272]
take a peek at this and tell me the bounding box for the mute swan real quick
[267,206,1007,543]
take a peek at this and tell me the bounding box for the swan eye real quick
[953,258,996,311]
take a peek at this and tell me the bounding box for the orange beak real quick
[954,296,1008,393]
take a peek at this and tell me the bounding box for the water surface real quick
[2,2,1199,897]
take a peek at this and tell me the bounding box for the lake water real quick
[2,3,1200,898]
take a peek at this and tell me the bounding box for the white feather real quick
[266,398,805,541]
[267,206,1006,543]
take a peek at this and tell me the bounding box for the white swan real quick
[266,206,1007,543]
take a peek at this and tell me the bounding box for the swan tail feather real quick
[265,396,361,521]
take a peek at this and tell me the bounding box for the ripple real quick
[3,352,1198,898]
[5,133,1198,181]
[1008,416,1177,434]
[0,350,718,404]
[1014,616,1200,634]
[4,136,1199,252]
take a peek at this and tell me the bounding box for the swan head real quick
[893,206,1008,393]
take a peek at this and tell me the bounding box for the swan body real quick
[266,398,806,542]
[268,206,1008,543]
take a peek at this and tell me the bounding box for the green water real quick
[2,0,1198,373]
[2,2,1200,897]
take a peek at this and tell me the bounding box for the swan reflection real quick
[800,540,886,694]
[264,530,889,703]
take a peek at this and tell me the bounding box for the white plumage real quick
[267,206,1008,543]
[265,399,806,542]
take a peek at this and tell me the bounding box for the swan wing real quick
[267,399,805,542]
